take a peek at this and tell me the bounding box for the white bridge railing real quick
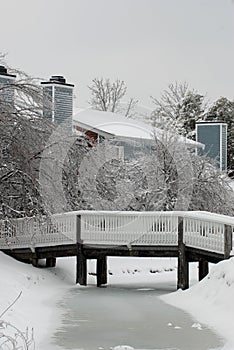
[80,212,178,246]
[0,212,78,250]
[0,210,233,255]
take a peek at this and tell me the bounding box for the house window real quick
[98,135,105,143]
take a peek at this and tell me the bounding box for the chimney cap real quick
[50,75,66,84]
[196,120,226,125]
[0,65,16,78]
[41,75,74,87]
[0,65,7,74]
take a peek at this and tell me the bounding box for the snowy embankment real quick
[161,257,234,350]
[0,252,74,349]
[1,250,234,349]
[0,253,178,349]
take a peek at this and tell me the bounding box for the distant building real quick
[0,65,16,108]
[41,75,74,128]
[196,120,227,171]
[73,109,203,161]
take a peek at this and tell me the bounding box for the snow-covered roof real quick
[73,109,203,148]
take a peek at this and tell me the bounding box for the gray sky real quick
[1,0,234,109]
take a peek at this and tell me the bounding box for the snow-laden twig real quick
[0,291,35,349]
[0,291,22,319]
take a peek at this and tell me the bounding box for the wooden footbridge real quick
[0,210,233,290]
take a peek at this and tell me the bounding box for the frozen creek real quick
[53,281,223,350]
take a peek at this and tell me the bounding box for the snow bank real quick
[1,250,233,350]
[0,252,75,349]
[161,257,234,350]
[0,253,177,349]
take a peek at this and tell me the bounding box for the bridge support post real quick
[198,260,209,281]
[46,257,56,267]
[177,217,189,290]
[76,214,87,285]
[96,256,107,287]
[31,258,39,267]
[224,224,232,259]
[76,244,87,285]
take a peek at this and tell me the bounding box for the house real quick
[73,108,203,161]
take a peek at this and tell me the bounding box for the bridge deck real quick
[1,210,233,289]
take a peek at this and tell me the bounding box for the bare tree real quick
[62,136,93,211]
[0,59,46,119]
[189,155,234,214]
[133,135,234,215]
[76,133,234,215]
[88,77,138,117]
[0,79,93,218]
[88,78,126,112]
[151,82,206,139]
[0,56,54,219]
[0,106,54,219]
[124,97,139,118]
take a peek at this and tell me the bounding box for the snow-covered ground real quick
[162,258,234,350]
[0,251,234,349]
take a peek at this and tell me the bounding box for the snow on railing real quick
[80,211,178,246]
[0,210,233,254]
[183,217,225,254]
[0,212,77,249]
[182,211,234,255]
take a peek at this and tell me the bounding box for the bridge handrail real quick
[0,212,78,249]
[0,211,233,255]
[80,211,179,246]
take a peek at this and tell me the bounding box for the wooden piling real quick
[198,260,209,281]
[96,256,107,287]
[46,257,56,267]
[177,217,189,290]
[224,224,232,259]
[76,214,87,285]
[76,244,87,285]
[31,258,39,267]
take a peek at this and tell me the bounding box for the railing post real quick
[224,224,232,259]
[177,216,189,290]
[76,214,87,285]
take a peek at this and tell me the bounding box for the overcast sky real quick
[1,0,234,109]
